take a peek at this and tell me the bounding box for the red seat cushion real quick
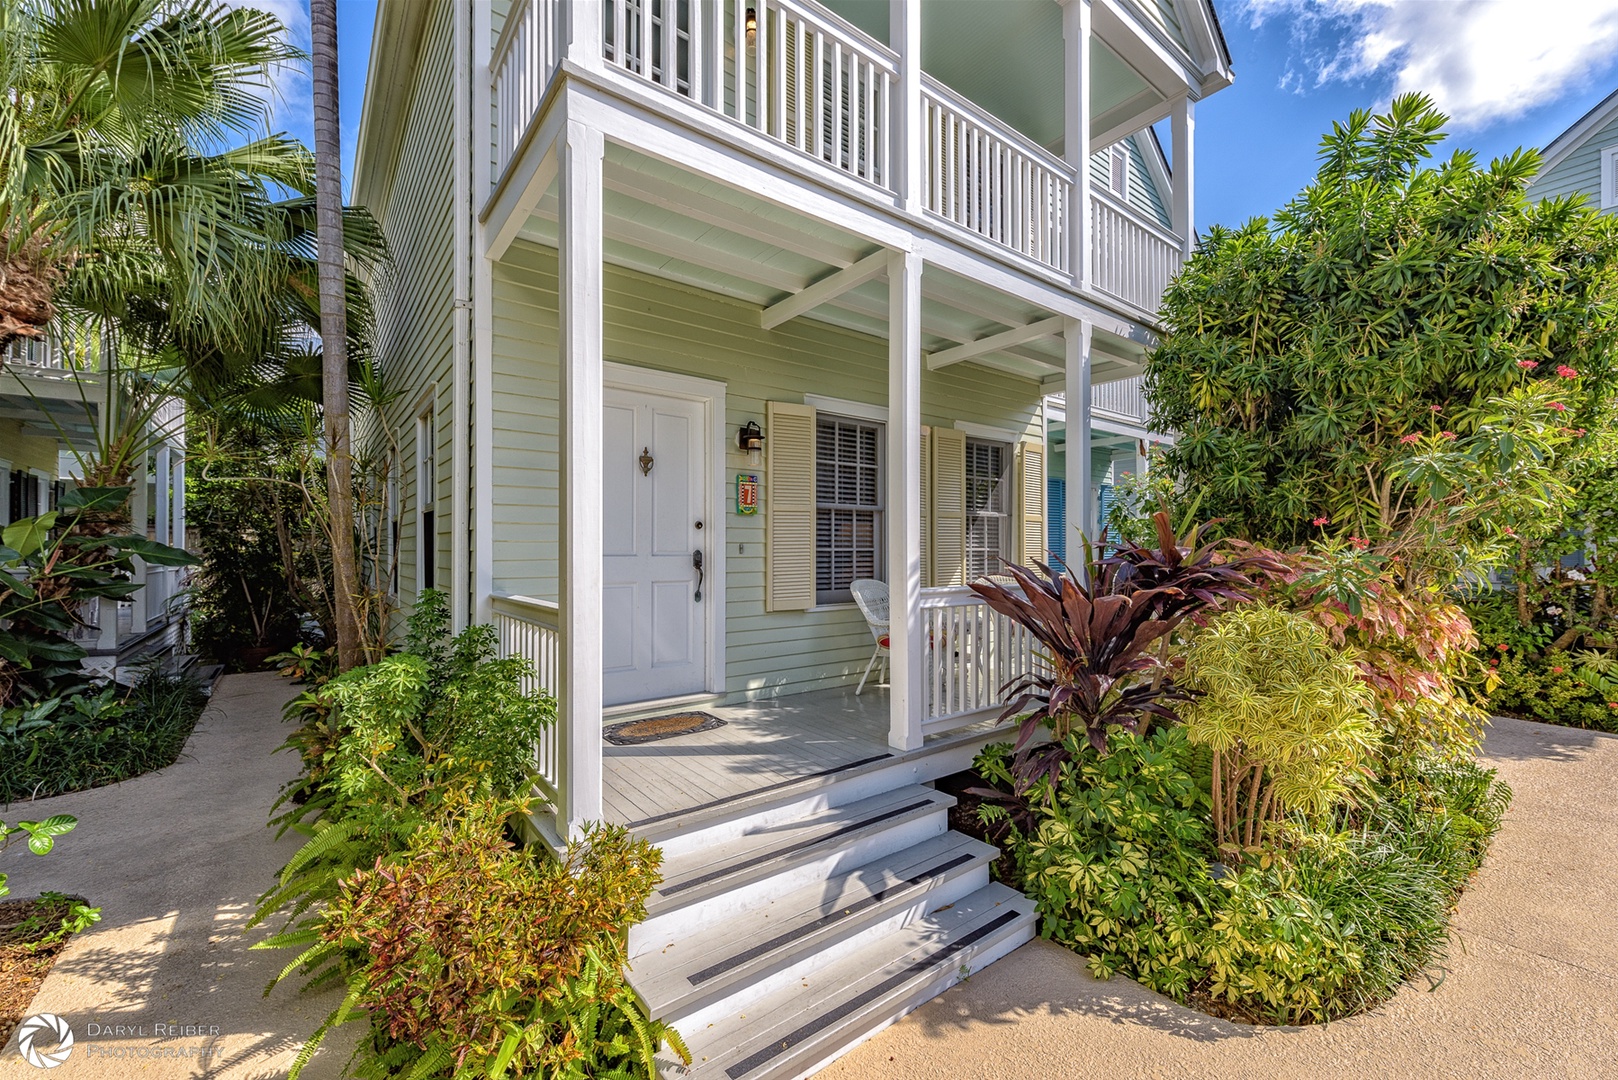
[877,635,890,649]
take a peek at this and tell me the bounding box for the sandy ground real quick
[3,685,1614,1079]
[0,671,354,1079]
[822,716,1618,1080]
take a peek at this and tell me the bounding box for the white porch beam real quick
[1170,95,1195,256]
[557,116,606,835]
[484,102,565,262]
[761,251,888,330]
[603,171,858,265]
[1062,0,1094,291]
[1064,318,1095,571]
[926,316,1065,371]
[887,249,924,752]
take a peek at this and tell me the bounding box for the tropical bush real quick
[1178,605,1380,852]
[306,801,682,1079]
[1,815,100,951]
[968,514,1280,802]
[1145,93,1618,588]
[0,667,207,801]
[0,492,194,706]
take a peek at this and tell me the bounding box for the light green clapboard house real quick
[351,2,1230,1073]
[1529,86,1618,211]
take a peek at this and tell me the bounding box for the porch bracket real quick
[760,250,890,330]
[926,316,1065,371]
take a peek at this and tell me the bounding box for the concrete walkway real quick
[0,672,353,1079]
[822,716,1618,1080]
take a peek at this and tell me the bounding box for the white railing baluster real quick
[491,0,561,189]
[491,594,564,810]
[918,586,1039,737]
[1088,188,1183,313]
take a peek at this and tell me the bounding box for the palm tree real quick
[309,0,361,671]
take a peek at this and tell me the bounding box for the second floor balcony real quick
[489,0,1231,321]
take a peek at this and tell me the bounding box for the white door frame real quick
[604,361,727,698]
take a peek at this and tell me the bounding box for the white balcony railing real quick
[1092,374,1147,424]
[1090,189,1183,313]
[921,585,1044,735]
[922,76,1074,273]
[492,0,561,179]
[492,593,563,807]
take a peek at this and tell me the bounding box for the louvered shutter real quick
[919,426,932,588]
[1016,440,1046,566]
[930,427,967,587]
[765,400,817,612]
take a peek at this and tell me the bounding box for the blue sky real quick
[265,0,1618,228]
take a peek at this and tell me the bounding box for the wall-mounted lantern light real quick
[738,419,764,466]
[745,7,758,50]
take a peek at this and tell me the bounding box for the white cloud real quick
[1245,0,1618,128]
[221,0,312,138]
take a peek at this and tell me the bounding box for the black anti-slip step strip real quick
[686,852,977,986]
[626,754,893,830]
[723,908,1023,1080]
[657,798,937,898]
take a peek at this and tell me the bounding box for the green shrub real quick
[1178,605,1380,851]
[1484,650,1618,732]
[983,728,1217,1000]
[1,817,101,951]
[0,668,207,801]
[303,801,683,1080]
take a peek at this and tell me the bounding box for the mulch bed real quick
[934,770,1013,877]
[0,896,77,1048]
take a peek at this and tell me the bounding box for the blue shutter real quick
[1046,476,1066,568]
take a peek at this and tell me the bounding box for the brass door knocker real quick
[639,447,654,476]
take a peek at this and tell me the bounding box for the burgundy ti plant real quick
[969,513,1284,797]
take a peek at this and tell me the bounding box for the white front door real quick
[602,385,709,706]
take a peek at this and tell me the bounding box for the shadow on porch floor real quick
[602,685,1005,828]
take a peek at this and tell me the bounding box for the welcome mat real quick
[603,711,728,746]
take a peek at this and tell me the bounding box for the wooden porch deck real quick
[602,687,1006,828]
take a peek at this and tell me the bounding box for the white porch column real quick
[557,116,606,834]
[1171,95,1195,256]
[1064,318,1094,568]
[565,0,605,72]
[129,450,149,635]
[887,249,924,752]
[890,0,922,214]
[154,446,171,545]
[170,452,184,550]
[1061,0,1093,289]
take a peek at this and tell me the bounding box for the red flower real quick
[1497,643,1510,651]
[1440,430,1457,440]
[1548,401,1568,412]
[1430,404,1443,413]
[1608,703,1618,710]
[1551,666,1566,674]
[1557,364,1580,379]
[1349,536,1370,551]
[1517,360,1539,370]
[1313,515,1330,526]
[1399,433,1421,445]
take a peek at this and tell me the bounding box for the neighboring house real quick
[1,335,189,679]
[352,0,1231,1073]
[1529,86,1618,210]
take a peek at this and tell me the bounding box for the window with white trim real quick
[1602,145,1618,209]
[815,414,884,605]
[416,408,436,593]
[965,438,1011,581]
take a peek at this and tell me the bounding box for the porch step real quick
[639,786,953,945]
[656,882,1035,1080]
[631,830,998,1026]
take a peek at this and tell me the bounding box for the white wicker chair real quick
[849,579,890,695]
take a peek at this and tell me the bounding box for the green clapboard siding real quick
[1530,111,1618,212]
[1090,133,1171,229]
[491,239,1045,701]
[368,0,457,611]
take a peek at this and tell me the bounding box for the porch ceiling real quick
[0,390,99,445]
[514,144,1142,384]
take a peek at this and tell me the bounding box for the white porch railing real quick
[920,585,1043,735]
[491,593,564,806]
[1090,189,1184,313]
[1092,374,1147,424]
[492,0,561,181]
[921,76,1074,273]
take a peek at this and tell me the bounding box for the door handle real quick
[692,548,705,603]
